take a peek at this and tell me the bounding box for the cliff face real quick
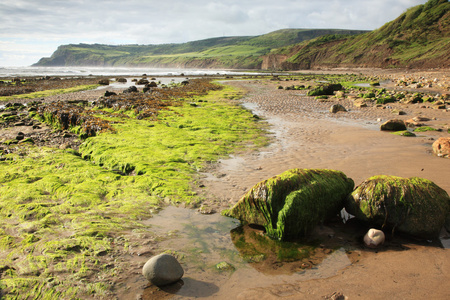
[33,29,367,69]
[267,0,450,70]
[261,54,288,70]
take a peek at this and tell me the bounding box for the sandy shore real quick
[2,70,449,299]
[195,75,450,299]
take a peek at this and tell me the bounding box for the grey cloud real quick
[0,0,429,66]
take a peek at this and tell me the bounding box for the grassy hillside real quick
[274,0,450,69]
[33,29,367,69]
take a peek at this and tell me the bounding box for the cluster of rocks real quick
[284,83,450,158]
[0,101,81,157]
[394,76,450,91]
[225,168,450,243]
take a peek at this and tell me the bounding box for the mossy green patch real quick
[0,81,269,298]
[345,175,450,238]
[392,130,416,137]
[0,84,100,101]
[225,169,354,240]
[414,126,438,132]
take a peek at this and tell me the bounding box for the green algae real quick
[0,84,100,101]
[225,169,354,240]
[414,126,438,132]
[230,225,315,267]
[392,130,416,137]
[346,175,450,238]
[0,81,269,298]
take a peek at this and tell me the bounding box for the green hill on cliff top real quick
[33,29,367,69]
[276,0,450,69]
[34,0,450,70]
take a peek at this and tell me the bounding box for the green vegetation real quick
[225,169,354,240]
[307,83,343,96]
[345,175,450,238]
[230,226,315,264]
[277,0,450,69]
[33,29,367,69]
[392,130,416,137]
[414,126,438,132]
[0,84,99,101]
[0,81,269,298]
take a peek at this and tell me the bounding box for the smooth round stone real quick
[142,254,184,286]
[364,228,385,248]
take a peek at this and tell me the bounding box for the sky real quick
[0,0,429,67]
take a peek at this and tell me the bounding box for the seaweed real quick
[225,169,354,240]
[346,175,450,238]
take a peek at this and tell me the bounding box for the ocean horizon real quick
[0,66,263,78]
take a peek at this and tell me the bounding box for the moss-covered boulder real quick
[224,169,354,240]
[380,119,406,131]
[345,175,450,239]
[307,84,343,96]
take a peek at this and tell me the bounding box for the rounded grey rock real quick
[142,254,184,286]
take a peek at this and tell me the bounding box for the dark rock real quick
[330,104,347,113]
[123,86,138,93]
[307,84,343,96]
[136,78,149,85]
[16,132,25,140]
[432,137,450,158]
[116,77,127,83]
[224,169,354,240]
[380,119,406,131]
[98,79,110,85]
[104,91,117,97]
[142,254,184,286]
[345,175,450,239]
[148,81,158,88]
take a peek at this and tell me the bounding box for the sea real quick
[0,66,262,78]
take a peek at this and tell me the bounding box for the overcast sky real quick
[0,0,428,66]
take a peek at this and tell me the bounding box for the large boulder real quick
[330,104,347,113]
[98,79,110,85]
[142,254,184,286]
[224,169,354,240]
[345,175,450,239]
[136,78,150,85]
[307,84,343,96]
[432,137,450,158]
[380,119,406,131]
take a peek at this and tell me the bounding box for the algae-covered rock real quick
[224,169,354,240]
[345,175,450,239]
[380,119,406,131]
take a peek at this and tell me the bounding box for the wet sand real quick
[3,71,449,299]
[192,77,450,299]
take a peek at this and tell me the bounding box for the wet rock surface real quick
[346,175,450,239]
[142,253,184,286]
[225,168,354,240]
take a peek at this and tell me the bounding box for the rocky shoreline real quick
[1,69,449,299]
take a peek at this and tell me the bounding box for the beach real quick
[1,69,449,299]
[193,74,450,299]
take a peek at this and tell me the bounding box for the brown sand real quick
[192,75,450,299]
[4,71,449,299]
